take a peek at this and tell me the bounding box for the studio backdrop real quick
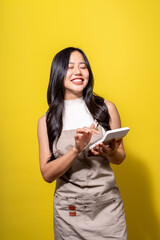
[0,1,160,239]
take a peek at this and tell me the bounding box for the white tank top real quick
[62,97,96,130]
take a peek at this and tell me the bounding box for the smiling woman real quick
[37,47,127,239]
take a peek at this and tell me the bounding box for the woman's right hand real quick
[74,123,99,153]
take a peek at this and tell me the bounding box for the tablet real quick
[89,127,130,150]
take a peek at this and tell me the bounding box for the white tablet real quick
[89,127,130,150]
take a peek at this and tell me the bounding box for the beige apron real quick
[53,126,127,240]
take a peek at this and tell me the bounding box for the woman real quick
[37,47,127,239]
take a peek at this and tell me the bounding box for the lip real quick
[71,77,84,81]
[71,78,84,85]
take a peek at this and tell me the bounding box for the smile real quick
[71,78,84,84]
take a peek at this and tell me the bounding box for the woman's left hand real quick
[89,138,122,158]
[87,101,126,165]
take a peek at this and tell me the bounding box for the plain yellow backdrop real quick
[0,0,160,239]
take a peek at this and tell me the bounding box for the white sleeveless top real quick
[62,97,97,130]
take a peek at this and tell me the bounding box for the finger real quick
[77,127,97,134]
[83,127,93,134]
[90,123,95,129]
[89,123,100,134]
[91,122,100,133]
[76,128,91,134]
[99,142,111,152]
[93,144,107,157]
[93,144,104,154]
[90,147,100,156]
[98,145,106,156]
[99,143,116,157]
[91,129,100,134]
[95,144,101,151]
[74,133,84,139]
[77,127,97,133]
[83,127,99,134]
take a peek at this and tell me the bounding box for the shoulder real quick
[104,100,121,128]
[38,114,46,124]
[37,114,47,132]
[104,100,118,113]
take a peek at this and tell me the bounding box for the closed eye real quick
[68,66,74,69]
[80,64,87,69]
[80,66,87,69]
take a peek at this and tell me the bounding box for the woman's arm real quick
[90,101,126,165]
[37,115,99,183]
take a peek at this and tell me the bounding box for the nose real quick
[74,66,81,75]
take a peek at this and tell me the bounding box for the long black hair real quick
[46,47,110,162]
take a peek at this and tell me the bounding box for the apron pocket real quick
[84,197,119,228]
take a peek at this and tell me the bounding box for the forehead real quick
[69,51,85,63]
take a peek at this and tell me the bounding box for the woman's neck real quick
[64,92,83,100]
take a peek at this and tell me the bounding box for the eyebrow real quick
[68,62,86,64]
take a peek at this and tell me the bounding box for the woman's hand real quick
[74,123,99,153]
[89,138,122,158]
[87,100,126,165]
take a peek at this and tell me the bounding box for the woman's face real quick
[63,51,89,100]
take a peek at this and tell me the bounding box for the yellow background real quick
[0,0,160,239]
